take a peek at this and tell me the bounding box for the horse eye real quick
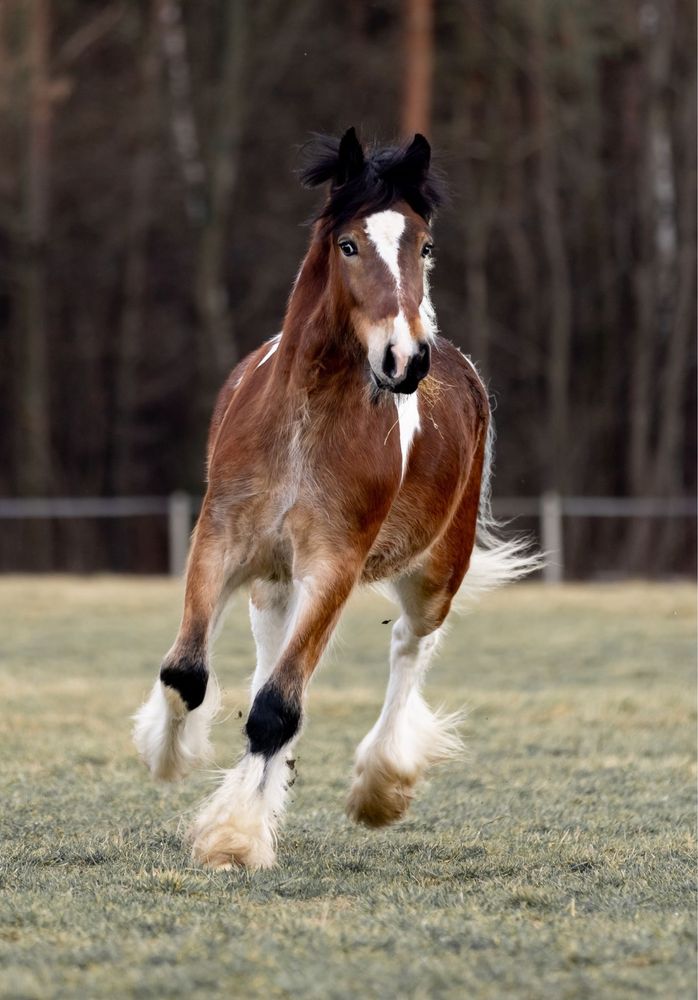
[339,240,358,257]
[421,242,434,258]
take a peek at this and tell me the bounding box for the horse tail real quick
[458,405,544,606]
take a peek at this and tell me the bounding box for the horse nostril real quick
[415,341,430,377]
[382,344,397,379]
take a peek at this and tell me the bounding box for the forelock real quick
[300,134,445,235]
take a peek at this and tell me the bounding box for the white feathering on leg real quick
[188,747,293,870]
[132,672,221,782]
[347,620,463,827]
[188,582,296,870]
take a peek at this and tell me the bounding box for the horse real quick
[133,127,537,870]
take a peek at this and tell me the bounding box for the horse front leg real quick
[189,556,360,870]
[132,509,236,781]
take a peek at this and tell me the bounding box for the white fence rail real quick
[0,493,694,582]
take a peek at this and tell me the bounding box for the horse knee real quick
[246,682,301,758]
[160,654,208,711]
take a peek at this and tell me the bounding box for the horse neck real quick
[277,233,362,390]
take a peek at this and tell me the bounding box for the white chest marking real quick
[256,332,282,369]
[395,392,420,480]
[364,210,406,289]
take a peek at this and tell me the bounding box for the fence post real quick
[168,492,191,577]
[541,491,563,584]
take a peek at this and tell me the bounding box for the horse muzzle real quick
[372,340,430,394]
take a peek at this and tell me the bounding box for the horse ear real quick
[300,128,365,190]
[335,127,365,186]
[379,133,431,189]
[405,133,431,177]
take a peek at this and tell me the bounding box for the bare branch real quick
[55,2,125,67]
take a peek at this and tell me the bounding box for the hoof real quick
[187,752,290,870]
[346,759,416,828]
[347,698,463,827]
[190,825,276,870]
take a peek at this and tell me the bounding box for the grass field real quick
[0,577,695,999]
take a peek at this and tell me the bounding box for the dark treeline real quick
[0,0,695,575]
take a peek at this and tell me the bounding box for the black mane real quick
[300,128,445,233]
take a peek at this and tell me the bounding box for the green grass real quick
[0,578,695,999]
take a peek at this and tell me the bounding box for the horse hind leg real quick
[132,513,230,781]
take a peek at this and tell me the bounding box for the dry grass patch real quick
[0,577,695,999]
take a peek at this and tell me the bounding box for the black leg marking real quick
[160,656,208,711]
[246,682,301,759]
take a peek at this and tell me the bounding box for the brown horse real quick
[133,128,537,869]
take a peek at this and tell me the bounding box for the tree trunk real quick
[529,0,573,493]
[16,0,51,497]
[158,0,245,407]
[459,2,491,378]
[402,0,433,137]
[623,0,691,572]
[651,5,696,497]
[653,18,696,569]
[156,0,206,221]
[12,0,52,569]
[113,0,162,495]
[194,0,247,392]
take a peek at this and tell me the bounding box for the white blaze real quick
[365,210,422,474]
[364,210,413,375]
[364,210,405,288]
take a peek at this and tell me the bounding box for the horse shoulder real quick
[207,357,252,466]
[427,338,489,437]
[206,337,282,472]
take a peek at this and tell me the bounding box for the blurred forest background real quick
[0,0,695,575]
